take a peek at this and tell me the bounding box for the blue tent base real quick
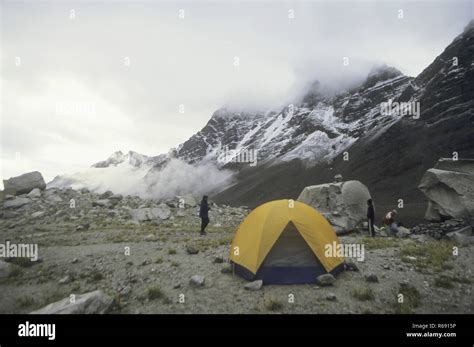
[233,262,345,285]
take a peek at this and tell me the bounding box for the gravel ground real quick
[1,217,472,314]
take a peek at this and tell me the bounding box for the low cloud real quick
[48,158,234,200]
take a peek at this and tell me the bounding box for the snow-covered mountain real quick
[174,64,410,167]
[49,20,474,206]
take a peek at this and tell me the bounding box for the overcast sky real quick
[1,0,472,186]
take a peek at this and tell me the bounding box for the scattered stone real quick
[58,275,71,285]
[334,174,343,182]
[4,197,32,209]
[173,283,182,289]
[345,260,360,271]
[0,260,13,279]
[144,234,155,241]
[189,275,205,287]
[92,199,110,208]
[71,258,79,264]
[100,191,114,199]
[446,229,473,246]
[186,245,199,255]
[221,265,233,274]
[396,226,411,238]
[31,211,45,218]
[30,290,114,314]
[325,293,337,301]
[175,210,186,218]
[365,273,379,283]
[76,224,90,231]
[119,285,131,297]
[382,264,390,270]
[316,274,336,286]
[213,257,224,264]
[109,194,123,201]
[27,188,42,199]
[244,280,263,291]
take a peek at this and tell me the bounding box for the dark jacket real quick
[199,200,210,219]
[367,205,375,220]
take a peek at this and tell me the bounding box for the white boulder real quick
[129,205,171,222]
[298,180,371,234]
[418,158,474,221]
[30,290,114,314]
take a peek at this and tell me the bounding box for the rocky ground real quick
[0,187,473,314]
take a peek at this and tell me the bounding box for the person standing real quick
[367,199,375,237]
[199,195,210,236]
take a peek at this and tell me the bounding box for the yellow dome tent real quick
[229,199,345,284]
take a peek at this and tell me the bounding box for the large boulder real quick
[175,195,198,208]
[3,171,46,196]
[30,290,114,314]
[418,158,474,221]
[297,180,371,234]
[129,205,171,222]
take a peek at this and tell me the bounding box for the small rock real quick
[0,260,14,279]
[186,245,199,255]
[119,285,131,297]
[213,257,224,264]
[316,274,336,286]
[92,199,110,208]
[396,226,411,238]
[345,260,359,271]
[365,273,379,283]
[109,194,123,201]
[76,224,90,231]
[58,275,71,285]
[190,275,205,287]
[173,283,182,289]
[100,191,114,199]
[31,211,45,218]
[221,265,233,274]
[382,264,390,270]
[27,188,42,198]
[144,234,155,241]
[325,293,337,301]
[244,280,263,291]
[334,174,343,182]
[71,258,79,264]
